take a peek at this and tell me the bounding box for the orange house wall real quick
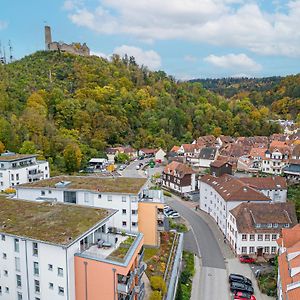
[75,237,143,300]
[138,202,164,246]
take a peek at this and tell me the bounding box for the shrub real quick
[4,188,16,194]
[163,191,172,197]
[150,291,162,300]
[150,276,167,295]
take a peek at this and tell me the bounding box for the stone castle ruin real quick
[44,26,90,56]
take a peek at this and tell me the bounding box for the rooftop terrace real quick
[0,196,113,246]
[19,176,147,194]
[0,153,37,162]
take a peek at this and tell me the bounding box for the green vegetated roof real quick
[0,196,113,246]
[107,236,136,262]
[0,154,37,162]
[19,176,147,194]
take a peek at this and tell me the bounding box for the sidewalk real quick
[191,255,201,300]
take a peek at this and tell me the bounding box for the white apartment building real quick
[262,148,289,175]
[199,174,271,235]
[15,176,164,246]
[227,202,297,256]
[0,153,49,192]
[0,196,116,300]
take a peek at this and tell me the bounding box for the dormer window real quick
[267,223,272,228]
[256,224,261,228]
[273,223,278,228]
[284,224,289,228]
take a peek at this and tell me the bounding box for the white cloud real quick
[113,45,161,70]
[0,21,7,30]
[204,53,262,72]
[66,0,300,57]
[91,46,161,70]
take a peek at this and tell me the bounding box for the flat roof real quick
[18,176,147,194]
[0,154,37,162]
[0,196,113,246]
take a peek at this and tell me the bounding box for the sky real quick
[1,0,300,79]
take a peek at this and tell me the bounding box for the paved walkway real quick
[142,273,152,300]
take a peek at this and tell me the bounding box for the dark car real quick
[229,274,252,287]
[230,282,254,294]
[239,255,256,264]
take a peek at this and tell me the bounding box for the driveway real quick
[165,196,230,300]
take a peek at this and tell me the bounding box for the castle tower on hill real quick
[44,26,90,56]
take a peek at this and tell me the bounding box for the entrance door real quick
[257,247,263,256]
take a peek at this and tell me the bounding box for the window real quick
[41,191,45,196]
[271,246,277,254]
[49,282,54,289]
[122,221,127,227]
[249,234,255,241]
[58,286,64,295]
[122,196,126,202]
[14,238,20,252]
[265,234,270,241]
[122,209,126,215]
[132,222,138,227]
[242,234,247,241]
[5,287,9,293]
[34,280,40,293]
[1,234,5,241]
[15,257,20,271]
[58,267,63,277]
[272,234,277,241]
[264,247,270,254]
[107,195,112,201]
[17,292,22,300]
[132,209,137,215]
[267,223,272,228]
[241,247,247,254]
[4,270,8,276]
[48,264,53,271]
[258,234,263,241]
[256,224,261,228]
[16,174,19,180]
[34,262,39,276]
[3,252,7,259]
[284,224,290,228]
[35,298,40,300]
[48,190,52,194]
[249,247,255,254]
[33,242,38,256]
[64,191,77,203]
[98,194,101,198]
[16,274,22,288]
[273,223,278,228]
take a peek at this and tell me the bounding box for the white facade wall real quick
[227,214,280,255]
[259,188,287,202]
[199,181,270,236]
[0,161,49,192]
[16,188,138,232]
[199,158,214,168]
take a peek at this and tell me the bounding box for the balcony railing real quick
[138,248,144,265]
[135,281,145,294]
[157,213,164,221]
[28,171,44,180]
[117,272,135,294]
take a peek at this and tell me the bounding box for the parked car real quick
[119,165,126,171]
[234,291,256,300]
[239,255,256,264]
[164,209,174,217]
[230,282,254,294]
[167,212,180,218]
[164,205,171,211]
[229,274,252,286]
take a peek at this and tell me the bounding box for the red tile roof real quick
[164,161,195,178]
[239,176,287,190]
[200,174,270,202]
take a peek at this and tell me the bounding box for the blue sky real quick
[1,0,300,79]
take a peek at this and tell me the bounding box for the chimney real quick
[45,26,52,50]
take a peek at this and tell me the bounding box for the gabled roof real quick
[164,161,195,178]
[198,147,218,160]
[170,145,180,153]
[239,176,287,190]
[200,174,270,202]
[292,144,300,157]
[181,144,199,153]
[210,157,231,168]
[230,202,297,234]
[249,147,268,158]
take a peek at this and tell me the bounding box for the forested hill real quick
[0,51,282,172]
[192,76,300,119]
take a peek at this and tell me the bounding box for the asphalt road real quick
[166,197,230,300]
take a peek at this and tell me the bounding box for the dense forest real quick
[0,51,291,172]
[193,76,300,120]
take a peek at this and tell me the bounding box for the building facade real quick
[199,174,271,235]
[0,153,49,192]
[0,196,146,300]
[15,176,164,246]
[227,202,297,256]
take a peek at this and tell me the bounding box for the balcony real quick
[138,247,144,265]
[157,212,164,221]
[28,171,44,180]
[117,271,135,294]
[135,281,145,294]
[137,262,147,277]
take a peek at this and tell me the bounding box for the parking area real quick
[227,258,275,300]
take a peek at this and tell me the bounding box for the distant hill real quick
[0,51,286,172]
[191,77,282,98]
